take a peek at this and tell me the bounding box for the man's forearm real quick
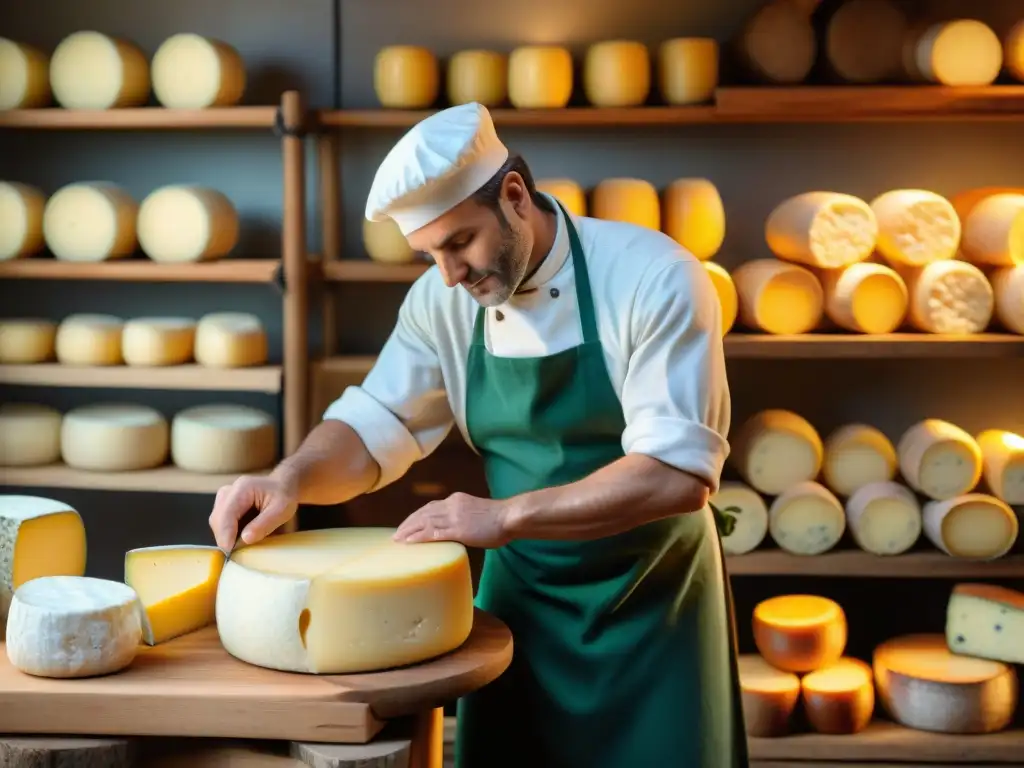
[270,420,380,506]
[502,453,710,541]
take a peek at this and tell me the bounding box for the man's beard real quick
[465,213,528,307]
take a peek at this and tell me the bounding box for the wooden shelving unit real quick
[0,258,283,283]
[0,465,267,494]
[0,363,282,393]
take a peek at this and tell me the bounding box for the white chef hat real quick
[364,102,510,236]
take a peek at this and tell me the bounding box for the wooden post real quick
[318,132,341,364]
[408,708,444,768]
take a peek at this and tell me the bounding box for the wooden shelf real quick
[0,464,268,494]
[0,258,281,283]
[322,260,432,282]
[0,106,280,130]
[726,550,1024,578]
[0,364,282,393]
[724,333,1024,358]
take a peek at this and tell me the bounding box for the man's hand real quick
[393,492,511,548]
[209,474,299,551]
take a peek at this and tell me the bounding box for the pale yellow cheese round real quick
[730,409,824,495]
[769,481,847,556]
[922,493,1018,560]
[591,179,659,229]
[738,654,801,737]
[54,314,124,366]
[990,265,1024,334]
[900,260,994,335]
[137,186,239,263]
[819,262,907,334]
[535,179,586,217]
[583,41,650,107]
[823,423,898,496]
[0,182,45,261]
[49,31,149,109]
[171,404,276,474]
[0,403,62,467]
[122,318,197,367]
[870,189,960,267]
[976,429,1024,505]
[43,183,138,262]
[703,262,737,336]
[151,33,246,109]
[0,37,50,109]
[61,403,169,472]
[845,481,921,556]
[507,46,573,109]
[362,217,415,264]
[658,38,718,105]
[959,193,1024,268]
[711,482,768,555]
[1006,20,1024,82]
[765,192,877,268]
[0,319,56,364]
[897,418,982,500]
[732,259,824,335]
[373,46,439,109]
[193,312,267,368]
[663,178,725,260]
[447,50,506,107]
[801,657,875,735]
[753,594,847,674]
[915,20,1003,86]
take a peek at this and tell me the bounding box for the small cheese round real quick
[870,189,961,267]
[914,20,1003,86]
[738,654,801,737]
[663,178,725,261]
[959,193,1024,268]
[43,183,138,263]
[822,423,898,496]
[151,33,246,109]
[591,179,660,230]
[193,312,268,368]
[900,260,994,335]
[535,179,586,217]
[873,633,1018,733]
[819,262,908,334]
[0,404,62,467]
[753,594,847,674]
[447,49,507,107]
[711,482,768,555]
[0,37,50,109]
[137,186,239,263]
[765,192,878,268]
[1006,20,1024,82]
[373,46,438,109]
[0,182,46,261]
[738,0,817,83]
[703,262,738,335]
[61,403,169,472]
[976,429,1024,505]
[769,481,846,556]
[730,409,824,495]
[990,264,1024,334]
[845,481,922,556]
[49,31,149,109]
[583,41,650,107]
[801,657,875,735]
[922,493,1018,560]
[0,318,56,363]
[54,314,124,366]
[657,38,718,105]
[507,46,573,109]
[171,404,277,474]
[363,217,415,264]
[5,576,142,679]
[732,259,824,335]
[817,0,908,83]
[897,419,982,500]
[121,317,196,367]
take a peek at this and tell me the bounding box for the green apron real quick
[454,203,749,768]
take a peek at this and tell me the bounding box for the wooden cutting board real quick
[0,608,512,744]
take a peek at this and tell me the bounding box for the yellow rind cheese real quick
[49,31,149,109]
[0,37,51,109]
[663,178,725,260]
[738,654,801,737]
[508,46,572,109]
[1006,20,1024,82]
[591,179,660,230]
[976,429,1024,505]
[768,480,846,556]
[822,423,898,496]
[818,262,907,334]
[121,318,196,367]
[959,193,1024,268]
[990,264,1024,334]
[43,183,138,263]
[0,404,62,468]
[922,493,1018,560]
[363,216,416,264]
[55,314,123,366]
[897,418,982,500]
[801,657,875,734]
[0,182,45,261]
[137,186,239,263]
[536,179,586,218]
[583,41,650,108]
[373,46,439,109]
[913,20,1003,86]
[447,49,507,107]
[703,261,738,336]
[753,594,848,674]
[0,318,55,364]
[658,38,718,105]
[730,409,823,495]
[193,312,267,368]
[732,259,824,335]
[845,480,921,556]
[151,33,246,109]
[765,191,877,268]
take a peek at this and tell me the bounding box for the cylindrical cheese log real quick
[535,179,586,217]
[447,49,507,107]
[137,186,239,263]
[738,654,801,737]
[49,31,149,109]
[951,186,1024,222]
[990,265,1024,334]
[43,183,138,262]
[703,262,738,336]
[151,33,246,109]
[765,192,877,268]
[0,38,50,109]
[710,481,768,555]
[899,260,994,334]
[363,216,415,264]
[0,404,62,467]
[658,38,718,105]
[819,262,907,334]
[958,193,1024,268]
[870,189,961,267]
[1006,20,1024,82]
[897,419,982,500]
[193,312,267,368]
[507,46,573,109]
[121,317,196,367]
[732,259,824,335]
[0,182,45,261]
[373,46,438,109]
[0,319,55,363]
[730,409,824,494]
[736,0,817,83]
[769,480,846,555]
[591,179,660,230]
[0,737,135,768]
[61,403,169,472]
[171,404,277,474]
[845,481,921,556]
[913,20,1003,86]
[583,41,650,107]
[873,634,1018,733]
[923,493,1018,560]
[822,423,898,496]
[663,178,725,260]
[753,594,847,673]
[801,657,875,735]
[54,314,124,366]
[976,429,1024,505]
[812,0,907,83]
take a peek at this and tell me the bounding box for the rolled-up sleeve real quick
[323,276,454,492]
[619,258,731,492]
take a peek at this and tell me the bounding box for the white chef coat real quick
[324,195,731,494]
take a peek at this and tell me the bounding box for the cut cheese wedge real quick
[922,493,1018,560]
[591,179,660,230]
[946,583,1024,665]
[822,423,898,496]
[753,594,847,673]
[710,482,768,555]
[0,404,62,468]
[873,633,1017,733]
[151,33,246,109]
[812,0,907,83]
[125,545,226,645]
[913,20,1003,86]
[215,527,475,674]
[897,419,982,500]
[732,259,824,334]
[845,481,921,556]
[990,264,1024,334]
[0,495,86,618]
[801,657,875,734]
[61,403,169,472]
[55,314,124,366]
[447,49,507,107]
[663,178,725,260]
[363,216,415,264]
[976,429,1024,504]
[818,262,907,334]
[729,409,823,495]
[898,260,993,334]
[122,317,196,367]
[737,0,817,83]
[737,654,800,737]
[43,183,138,262]
[536,179,586,218]
[657,38,718,105]
[373,46,438,109]
[0,181,45,261]
[768,480,846,555]
[171,404,277,474]
[765,192,877,268]
[49,31,149,109]
[0,318,55,363]
[870,189,960,267]
[137,186,239,263]
[0,38,50,109]
[507,46,573,108]
[193,312,267,368]
[583,41,650,108]
[703,262,738,335]
[958,193,1024,268]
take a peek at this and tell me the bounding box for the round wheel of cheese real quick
[121,317,196,367]
[922,493,1018,560]
[583,41,650,107]
[0,182,45,261]
[54,314,124,366]
[870,189,960,267]
[753,594,847,674]
[373,46,438,109]
[897,418,982,500]
[959,193,1024,268]
[801,657,875,734]
[591,179,660,230]
[137,186,239,263]
[768,481,846,556]
[819,262,907,334]
[703,262,738,336]
[171,404,277,474]
[193,312,268,368]
[363,217,415,264]
[535,179,586,217]
[765,191,877,268]
[0,318,55,363]
[0,404,62,468]
[0,737,136,768]
[899,260,994,335]
[507,46,573,109]
[732,259,824,335]
[49,31,149,109]
[663,178,725,260]
[61,403,169,472]
[738,654,800,737]
[0,37,51,109]
[914,20,1003,86]
[815,0,908,83]
[976,429,1024,505]
[729,409,823,495]
[657,38,718,105]
[1006,20,1024,82]
[845,481,922,556]
[710,481,768,555]
[151,33,246,109]
[990,264,1024,334]
[447,49,507,107]
[822,423,898,496]
[737,0,817,83]
[43,183,138,262]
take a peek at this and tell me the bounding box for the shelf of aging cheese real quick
[0,465,268,494]
[0,256,284,284]
[0,106,283,131]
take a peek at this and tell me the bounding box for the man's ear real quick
[502,171,530,219]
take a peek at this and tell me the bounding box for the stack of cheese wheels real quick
[507,45,573,108]
[170,404,276,474]
[703,262,738,335]
[710,482,769,555]
[732,259,824,335]
[800,657,875,734]
[821,424,898,497]
[215,527,475,673]
[0,318,56,363]
[536,179,586,218]
[976,429,1024,505]
[765,192,878,269]
[663,178,725,261]
[951,187,1024,269]
[43,183,138,262]
[0,404,62,467]
[583,41,650,107]
[737,655,801,736]
[193,312,267,368]
[0,38,51,109]
[61,403,169,472]
[591,179,660,230]
[447,49,507,107]
[151,33,246,109]
[811,0,907,83]
[373,46,438,108]
[0,182,45,260]
[945,583,1024,666]
[363,216,416,264]
[54,314,124,366]
[908,20,1003,86]
[657,38,718,105]
[729,410,824,495]
[989,264,1024,334]
[121,317,197,366]
[137,186,239,263]
[735,0,817,83]
[49,31,150,109]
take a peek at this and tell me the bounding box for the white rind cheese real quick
[818,262,907,334]
[215,527,475,674]
[137,186,239,263]
[897,419,982,500]
[711,482,769,555]
[0,37,51,109]
[913,20,1003,86]
[0,181,46,261]
[0,318,56,363]
[657,38,718,106]
[738,653,801,737]
[732,259,824,335]
[870,189,961,267]
[946,583,1024,666]
[845,481,921,556]
[0,404,62,468]
[5,575,142,679]
[922,493,1018,560]
[822,423,898,496]
[662,178,725,260]
[729,409,824,495]
[43,183,138,262]
[959,193,1024,267]
[151,33,246,109]
[49,31,150,109]
[703,262,738,335]
[769,480,846,555]
[61,403,169,472]
[801,657,875,735]
[54,314,124,366]
[171,404,277,474]
[976,429,1024,505]
[989,265,1024,334]
[583,40,650,108]
[121,317,196,367]
[765,191,878,268]
[193,312,268,368]
[752,594,848,673]
[591,179,660,230]
[900,259,994,334]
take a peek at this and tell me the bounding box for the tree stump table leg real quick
[0,736,136,768]
[408,708,444,768]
